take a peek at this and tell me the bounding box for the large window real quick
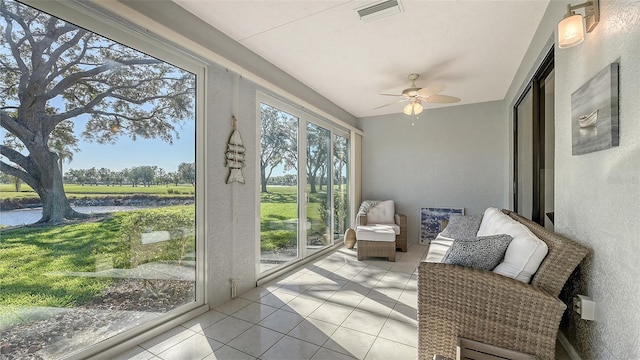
[0,1,203,358]
[259,95,350,274]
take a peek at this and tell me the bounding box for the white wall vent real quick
[356,0,403,22]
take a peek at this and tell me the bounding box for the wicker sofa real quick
[418,209,590,360]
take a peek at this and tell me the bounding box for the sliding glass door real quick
[514,50,555,228]
[258,95,350,275]
[259,103,300,273]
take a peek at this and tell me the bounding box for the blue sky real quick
[68,119,195,173]
[1,117,195,174]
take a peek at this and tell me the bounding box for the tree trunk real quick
[309,175,317,194]
[260,163,268,193]
[13,177,21,192]
[32,149,86,224]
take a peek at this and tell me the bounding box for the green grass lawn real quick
[260,185,335,251]
[0,183,195,200]
[0,205,194,310]
[0,218,120,308]
[1,183,342,311]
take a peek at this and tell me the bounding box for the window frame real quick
[256,92,351,280]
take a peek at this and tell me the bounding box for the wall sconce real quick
[557,0,600,49]
[403,99,423,116]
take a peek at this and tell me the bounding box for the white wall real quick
[358,101,508,244]
[555,1,640,357]
[506,1,640,358]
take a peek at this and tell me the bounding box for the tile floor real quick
[113,243,571,360]
[114,244,427,360]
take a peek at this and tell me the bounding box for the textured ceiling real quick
[174,0,549,118]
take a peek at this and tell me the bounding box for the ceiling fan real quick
[374,73,461,115]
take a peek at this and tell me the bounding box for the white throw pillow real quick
[477,207,548,283]
[366,200,395,224]
[477,207,508,237]
[492,222,548,283]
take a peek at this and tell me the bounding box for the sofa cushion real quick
[442,234,513,270]
[366,200,395,224]
[477,207,511,237]
[492,221,548,283]
[476,208,548,283]
[423,234,454,263]
[440,214,483,239]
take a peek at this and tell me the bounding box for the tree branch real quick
[0,144,34,172]
[44,58,161,100]
[0,160,38,191]
[45,29,89,80]
[1,110,34,140]
[48,87,191,124]
[1,6,29,75]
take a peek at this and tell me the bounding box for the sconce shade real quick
[558,13,585,48]
[403,100,423,116]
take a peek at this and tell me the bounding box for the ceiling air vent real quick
[356,0,403,22]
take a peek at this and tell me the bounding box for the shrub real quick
[261,230,296,252]
[319,192,349,236]
[117,206,195,268]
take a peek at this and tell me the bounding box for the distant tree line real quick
[259,103,349,194]
[62,162,195,187]
[266,174,347,187]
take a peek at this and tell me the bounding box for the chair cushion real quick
[366,200,395,224]
[356,224,396,242]
[442,234,513,271]
[367,223,400,235]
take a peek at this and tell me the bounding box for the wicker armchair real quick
[418,210,590,360]
[358,211,408,252]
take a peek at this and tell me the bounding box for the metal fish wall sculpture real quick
[226,115,246,184]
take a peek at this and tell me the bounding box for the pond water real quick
[0,206,147,227]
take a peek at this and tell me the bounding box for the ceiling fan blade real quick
[424,94,461,103]
[373,98,409,110]
[417,84,446,98]
[379,93,403,97]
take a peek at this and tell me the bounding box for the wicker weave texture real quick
[357,239,396,261]
[503,210,590,297]
[395,214,408,252]
[417,209,591,360]
[418,263,564,360]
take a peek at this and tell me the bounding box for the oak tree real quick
[0,0,194,223]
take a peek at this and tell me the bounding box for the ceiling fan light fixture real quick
[404,100,423,116]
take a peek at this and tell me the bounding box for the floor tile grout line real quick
[193,245,426,360]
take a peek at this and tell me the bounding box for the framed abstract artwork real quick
[420,207,464,244]
[571,62,619,155]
